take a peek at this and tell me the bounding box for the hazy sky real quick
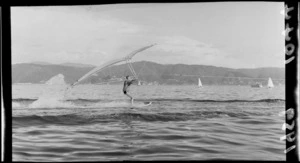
[11,2,284,68]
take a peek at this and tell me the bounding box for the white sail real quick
[267,77,274,88]
[71,44,156,86]
[198,78,202,87]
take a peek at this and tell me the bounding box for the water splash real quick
[45,74,67,85]
[29,85,73,108]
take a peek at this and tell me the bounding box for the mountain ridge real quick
[59,62,95,68]
[12,61,285,85]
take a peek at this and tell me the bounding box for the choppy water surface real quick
[12,84,285,161]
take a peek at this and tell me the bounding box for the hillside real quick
[12,61,285,85]
[12,63,93,84]
[59,62,95,68]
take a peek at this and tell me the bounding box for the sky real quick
[11,2,284,68]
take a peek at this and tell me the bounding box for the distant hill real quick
[30,61,53,65]
[12,61,285,85]
[12,63,93,84]
[59,62,95,68]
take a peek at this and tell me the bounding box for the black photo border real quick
[1,0,299,162]
[285,1,298,162]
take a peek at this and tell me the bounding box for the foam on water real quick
[26,84,148,109]
[29,96,75,109]
[93,101,131,108]
[29,85,75,108]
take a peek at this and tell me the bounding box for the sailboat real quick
[267,77,274,88]
[198,78,202,87]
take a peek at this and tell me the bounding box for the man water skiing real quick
[123,75,138,104]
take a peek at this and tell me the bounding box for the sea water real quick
[12,84,285,161]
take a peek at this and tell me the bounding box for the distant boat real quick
[267,77,274,88]
[138,80,141,86]
[251,83,263,88]
[198,78,202,87]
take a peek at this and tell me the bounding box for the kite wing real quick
[71,44,156,86]
[71,58,125,86]
[124,44,156,60]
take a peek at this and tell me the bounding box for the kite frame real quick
[71,44,156,86]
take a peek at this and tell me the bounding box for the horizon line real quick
[11,61,285,70]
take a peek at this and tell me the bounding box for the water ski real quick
[143,101,152,106]
[131,101,152,107]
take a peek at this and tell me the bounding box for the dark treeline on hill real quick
[12,61,285,85]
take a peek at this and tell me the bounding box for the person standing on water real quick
[123,75,137,104]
